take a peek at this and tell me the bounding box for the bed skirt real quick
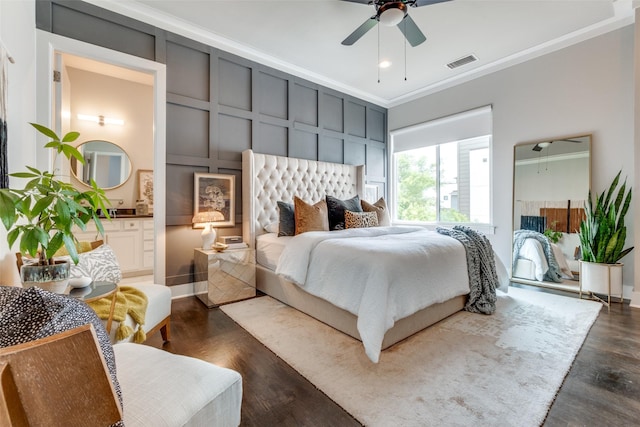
[256,264,466,350]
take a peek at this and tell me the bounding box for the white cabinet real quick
[142,220,154,269]
[73,218,154,277]
[109,220,143,275]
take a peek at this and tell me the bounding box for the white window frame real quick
[389,106,495,234]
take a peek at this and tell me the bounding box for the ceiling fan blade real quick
[397,15,426,47]
[340,0,373,4]
[342,17,378,46]
[414,0,452,7]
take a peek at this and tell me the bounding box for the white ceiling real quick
[90,0,635,107]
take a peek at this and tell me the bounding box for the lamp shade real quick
[192,210,225,224]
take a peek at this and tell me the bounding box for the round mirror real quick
[70,140,132,189]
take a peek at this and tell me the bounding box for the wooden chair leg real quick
[143,316,171,343]
[160,319,171,342]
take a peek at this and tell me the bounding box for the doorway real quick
[36,30,167,284]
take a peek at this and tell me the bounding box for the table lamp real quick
[192,210,225,249]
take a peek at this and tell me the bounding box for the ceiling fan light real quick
[538,142,551,148]
[378,3,407,27]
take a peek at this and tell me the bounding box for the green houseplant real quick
[0,123,110,290]
[579,170,633,264]
[578,170,633,298]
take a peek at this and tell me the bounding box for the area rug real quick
[221,287,601,426]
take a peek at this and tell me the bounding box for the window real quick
[390,106,492,226]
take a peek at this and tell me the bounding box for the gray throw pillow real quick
[277,201,295,237]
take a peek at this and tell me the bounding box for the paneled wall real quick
[37,0,388,286]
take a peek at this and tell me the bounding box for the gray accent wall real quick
[38,0,388,286]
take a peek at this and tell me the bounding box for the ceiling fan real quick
[531,139,584,151]
[341,0,451,47]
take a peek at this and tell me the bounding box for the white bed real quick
[243,149,503,362]
[513,234,575,282]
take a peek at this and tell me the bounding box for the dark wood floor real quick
[144,289,640,427]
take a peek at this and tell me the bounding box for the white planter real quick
[579,260,623,297]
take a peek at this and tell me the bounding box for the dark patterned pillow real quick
[0,286,123,425]
[326,195,363,230]
[58,244,122,283]
[345,210,379,229]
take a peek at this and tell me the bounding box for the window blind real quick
[392,105,492,153]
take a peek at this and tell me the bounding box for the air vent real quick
[446,54,478,70]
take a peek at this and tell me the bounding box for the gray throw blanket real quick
[512,229,562,283]
[436,226,497,315]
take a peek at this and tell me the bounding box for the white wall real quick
[515,157,589,203]
[66,67,154,208]
[514,155,589,230]
[0,0,37,286]
[389,26,636,297]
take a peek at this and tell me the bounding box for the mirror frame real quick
[70,140,132,190]
[511,134,592,289]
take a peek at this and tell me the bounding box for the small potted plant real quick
[0,123,111,292]
[543,221,562,244]
[578,170,633,297]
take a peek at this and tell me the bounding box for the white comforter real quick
[517,239,573,281]
[275,226,471,363]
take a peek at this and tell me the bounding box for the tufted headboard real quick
[242,150,365,248]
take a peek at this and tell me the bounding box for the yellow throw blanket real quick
[88,286,148,343]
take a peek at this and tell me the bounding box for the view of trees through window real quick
[394,137,490,224]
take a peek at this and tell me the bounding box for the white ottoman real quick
[114,343,242,426]
[108,284,172,343]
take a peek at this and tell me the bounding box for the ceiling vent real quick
[446,54,478,70]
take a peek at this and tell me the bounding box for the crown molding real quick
[85,0,636,109]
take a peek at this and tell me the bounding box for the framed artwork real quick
[364,184,379,203]
[137,170,154,213]
[193,173,235,228]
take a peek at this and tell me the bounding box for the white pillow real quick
[264,222,279,233]
[59,244,122,284]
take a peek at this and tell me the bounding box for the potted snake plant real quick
[578,170,633,298]
[0,123,111,292]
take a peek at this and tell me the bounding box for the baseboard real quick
[629,291,640,308]
[168,282,195,299]
[168,281,207,300]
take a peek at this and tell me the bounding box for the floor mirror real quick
[512,134,591,292]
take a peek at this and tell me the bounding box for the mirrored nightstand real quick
[194,248,256,307]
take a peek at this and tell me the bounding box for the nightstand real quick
[194,248,256,308]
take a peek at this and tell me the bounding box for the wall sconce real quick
[192,210,225,250]
[77,114,124,126]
